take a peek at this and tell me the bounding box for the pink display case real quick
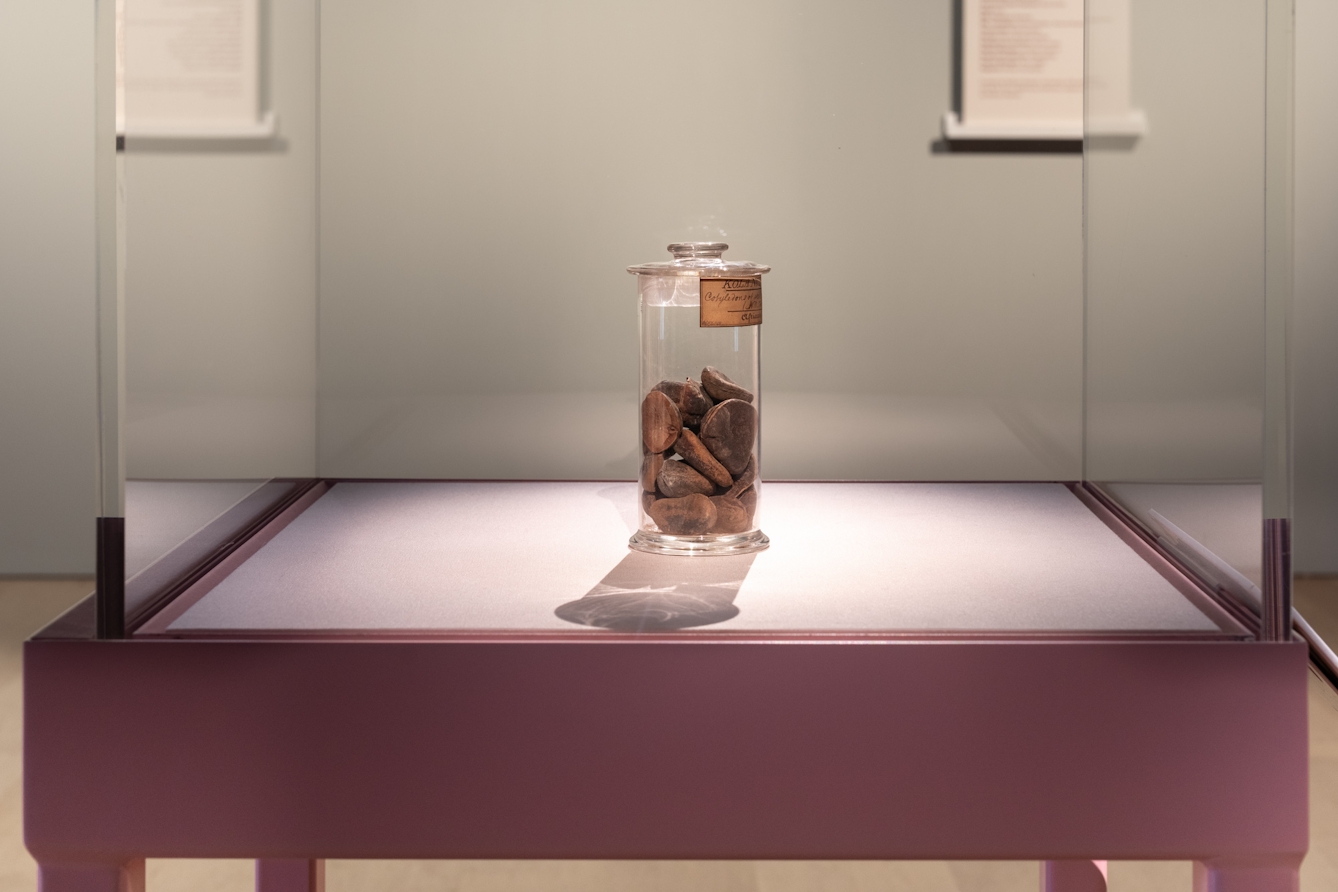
[27,2,1316,890]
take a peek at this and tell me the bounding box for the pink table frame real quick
[25,630,1308,892]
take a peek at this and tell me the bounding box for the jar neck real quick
[667,242,728,260]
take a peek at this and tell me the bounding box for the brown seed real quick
[648,493,717,535]
[651,379,685,403]
[641,490,658,515]
[654,378,714,417]
[708,496,751,534]
[674,429,733,489]
[640,452,665,493]
[641,390,682,453]
[701,366,754,403]
[738,486,758,522]
[699,399,757,477]
[678,378,714,416]
[657,459,714,498]
[727,454,757,498]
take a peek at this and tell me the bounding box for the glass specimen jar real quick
[627,243,770,555]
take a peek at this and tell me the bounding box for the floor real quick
[1,576,1335,892]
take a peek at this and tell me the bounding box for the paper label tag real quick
[699,278,763,328]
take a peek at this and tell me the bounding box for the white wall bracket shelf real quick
[117,111,279,143]
[941,110,1148,142]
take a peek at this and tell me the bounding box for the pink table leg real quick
[38,860,144,892]
[1041,860,1107,892]
[256,859,324,892]
[1193,860,1301,892]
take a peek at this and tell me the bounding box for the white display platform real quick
[156,481,1229,635]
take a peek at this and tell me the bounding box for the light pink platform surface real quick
[161,482,1227,634]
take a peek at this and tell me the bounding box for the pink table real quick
[25,483,1309,892]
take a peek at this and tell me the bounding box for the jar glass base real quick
[628,529,770,557]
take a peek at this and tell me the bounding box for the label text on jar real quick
[699,278,763,328]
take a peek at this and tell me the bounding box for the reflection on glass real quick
[1102,482,1262,600]
[125,479,268,578]
[118,0,318,633]
[1085,0,1266,604]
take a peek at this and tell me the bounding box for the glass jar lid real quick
[627,243,771,277]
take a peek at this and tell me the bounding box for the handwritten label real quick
[699,278,763,328]
[119,0,261,132]
[962,0,1083,125]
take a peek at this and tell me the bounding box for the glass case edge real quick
[1262,0,1295,640]
[94,0,126,637]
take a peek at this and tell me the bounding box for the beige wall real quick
[0,0,98,574]
[122,0,319,480]
[1295,0,1338,572]
[1084,0,1266,484]
[316,0,1083,481]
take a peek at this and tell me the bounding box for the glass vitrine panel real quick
[114,0,319,630]
[1083,0,1291,636]
[96,0,1287,638]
